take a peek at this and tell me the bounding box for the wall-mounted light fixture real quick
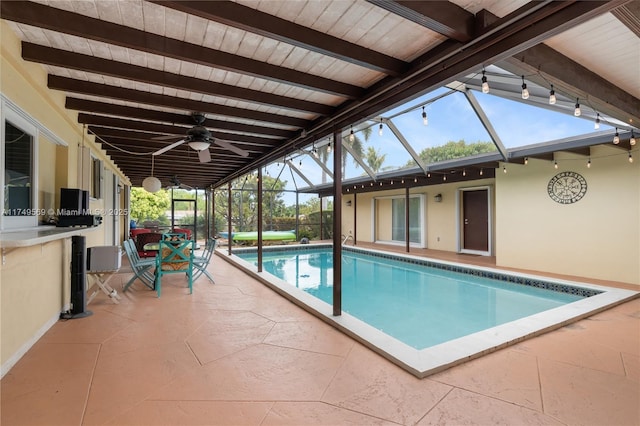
[434,194,443,202]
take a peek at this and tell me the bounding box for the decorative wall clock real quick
[547,171,587,204]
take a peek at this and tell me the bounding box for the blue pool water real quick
[235,247,585,349]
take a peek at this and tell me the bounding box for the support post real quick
[405,186,410,253]
[257,168,263,272]
[227,182,232,255]
[353,193,357,245]
[332,130,342,316]
[319,196,323,240]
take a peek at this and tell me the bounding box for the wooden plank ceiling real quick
[2,0,637,189]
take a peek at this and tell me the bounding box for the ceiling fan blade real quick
[214,139,249,157]
[198,147,212,163]
[152,134,182,140]
[154,139,185,156]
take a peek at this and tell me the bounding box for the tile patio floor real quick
[1,245,639,425]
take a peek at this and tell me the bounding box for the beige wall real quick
[1,21,128,374]
[496,148,639,285]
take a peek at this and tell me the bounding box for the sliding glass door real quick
[375,194,424,247]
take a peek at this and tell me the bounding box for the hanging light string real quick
[87,127,155,156]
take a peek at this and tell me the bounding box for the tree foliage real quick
[406,140,496,166]
[130,187,171,223]
[213,174,289,232]
[364,146,387,173]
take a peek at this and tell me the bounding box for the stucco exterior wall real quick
[495,149,639,285]
[0,21,127,375]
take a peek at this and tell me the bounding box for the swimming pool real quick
[220,244,638,377]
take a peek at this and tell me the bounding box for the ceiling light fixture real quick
[574,98,581,116]
[594,113,601,130]
[188,141,210,151]
[422,106,428,126]
[481,70,489,93]
[521,76,529,100]
[142,155,161,193]
[613,128,620,144]
[549,84,556,105]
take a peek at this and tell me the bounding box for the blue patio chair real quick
[155,234,195,297]
[193,237,217,283]
[122,239,155,291]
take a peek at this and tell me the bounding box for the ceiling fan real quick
[166,175,193,190]
[153,112,249,162]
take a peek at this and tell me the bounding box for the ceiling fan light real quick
[142,176,161,193]
[188,141,210,151]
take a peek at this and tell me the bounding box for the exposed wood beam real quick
[366,0,475,42]
[88,127,280,149]
[0,0,363,99]
[78,114,285,146]
[67,98,295,139]
[152,0,407,75]
[22,43,333,115]
[227,1,621,184]
[49,76,309,129]
[501,44,640,126]
[611,1,640,37]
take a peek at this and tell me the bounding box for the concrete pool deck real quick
[1,244,638,425]
[224,244,638,378]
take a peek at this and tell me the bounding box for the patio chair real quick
[172,227,192,240]
[135,232,162,258]
[155,235,195,297]
[193,237,217,283]
[122,239,155,291]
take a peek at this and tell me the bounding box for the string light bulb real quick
[554,160,558,169]
[481,70,489,93]
[587,158,591,168]
[549,84,556,105]
[327,140,332,153]
[349,126,355,142]
[613,128,620,144]
[631,131,636,146]
[521,76,529,100]
[503,166,507,174]
[594,113,600,130]
[574,98,581,116]
[298,159,302,169]
[378,119,383,136]
[479,168,483,176]
[629,151,634,163]
[422,106,428,126]
[524,157,529,165]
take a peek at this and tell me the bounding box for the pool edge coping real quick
[215,246,639,378]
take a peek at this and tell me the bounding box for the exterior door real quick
[462,189,489,252]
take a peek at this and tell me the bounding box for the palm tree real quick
[364,146,386,174]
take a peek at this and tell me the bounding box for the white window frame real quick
[1,103,39,231]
